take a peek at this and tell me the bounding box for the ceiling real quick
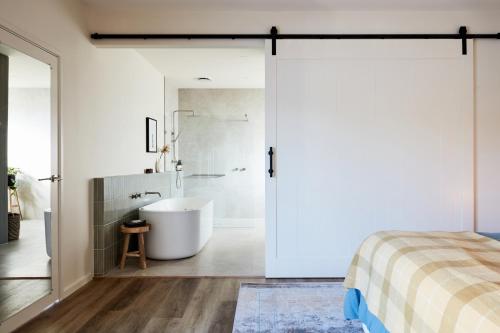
[0,45,51,88]
[137,48,264,88]
[83,0,500,11]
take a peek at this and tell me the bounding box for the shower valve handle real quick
[268,147,274,178]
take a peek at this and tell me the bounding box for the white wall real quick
[8,88,51,219]
[0,0,164,297]
[86,7,500,233]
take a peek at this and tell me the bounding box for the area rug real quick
[232,282,363,333]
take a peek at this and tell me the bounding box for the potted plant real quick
[7,167,20,188]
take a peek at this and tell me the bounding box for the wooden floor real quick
[16,277,342,333]
[0,220,52,322]
[0,279,51,323]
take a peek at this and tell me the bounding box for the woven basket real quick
[8,213,21,241]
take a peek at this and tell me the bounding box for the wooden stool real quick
[8,187,22,220]
[120,224,151,270]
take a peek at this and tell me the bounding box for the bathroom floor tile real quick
[0,219,51,278]
[106,225,265,277]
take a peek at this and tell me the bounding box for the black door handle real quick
[268,147,274,177]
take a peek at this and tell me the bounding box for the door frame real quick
[0,23,62,332]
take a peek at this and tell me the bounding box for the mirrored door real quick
[0,26,60,328]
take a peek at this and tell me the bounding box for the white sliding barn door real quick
[265,39,474,277]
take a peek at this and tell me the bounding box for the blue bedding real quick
[478,232,500,241]
[344,289,390,333]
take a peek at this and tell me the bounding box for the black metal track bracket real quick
[459,26,468,55]
[270,26,278,56]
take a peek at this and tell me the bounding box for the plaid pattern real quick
[344,231,500,333]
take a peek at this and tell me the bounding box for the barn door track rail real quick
[91,26,500,56]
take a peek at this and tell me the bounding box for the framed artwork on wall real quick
[146,117,157,153]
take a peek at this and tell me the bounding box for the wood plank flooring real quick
[0,279,51,323]
[16,277,342,333]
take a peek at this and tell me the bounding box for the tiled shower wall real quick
[179,89,265,227]
[93,172,181,275]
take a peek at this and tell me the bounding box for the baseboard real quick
[62,273,92,300]
[214,218,264,228]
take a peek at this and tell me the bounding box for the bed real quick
[344,231,500,333]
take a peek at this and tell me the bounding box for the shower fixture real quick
[237,114,249,122]
[170,109,196,191]
[145,191,162,198]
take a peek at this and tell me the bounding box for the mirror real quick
[0,42,52,322]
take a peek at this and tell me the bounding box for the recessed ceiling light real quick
[196,77,212,82]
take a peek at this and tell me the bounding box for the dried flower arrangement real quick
[155,144,170,173]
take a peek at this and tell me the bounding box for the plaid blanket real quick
[344,231,500,333]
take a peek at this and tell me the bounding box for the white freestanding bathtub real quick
[139,197,214,260]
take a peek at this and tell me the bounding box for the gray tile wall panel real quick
[93,173,174,275]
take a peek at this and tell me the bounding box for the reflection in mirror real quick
[0,43,52,322]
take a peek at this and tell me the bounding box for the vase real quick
[155,158,161,173]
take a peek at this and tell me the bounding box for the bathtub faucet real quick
[145,191,162,198]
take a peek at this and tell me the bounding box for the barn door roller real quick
[459,26,468,55]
